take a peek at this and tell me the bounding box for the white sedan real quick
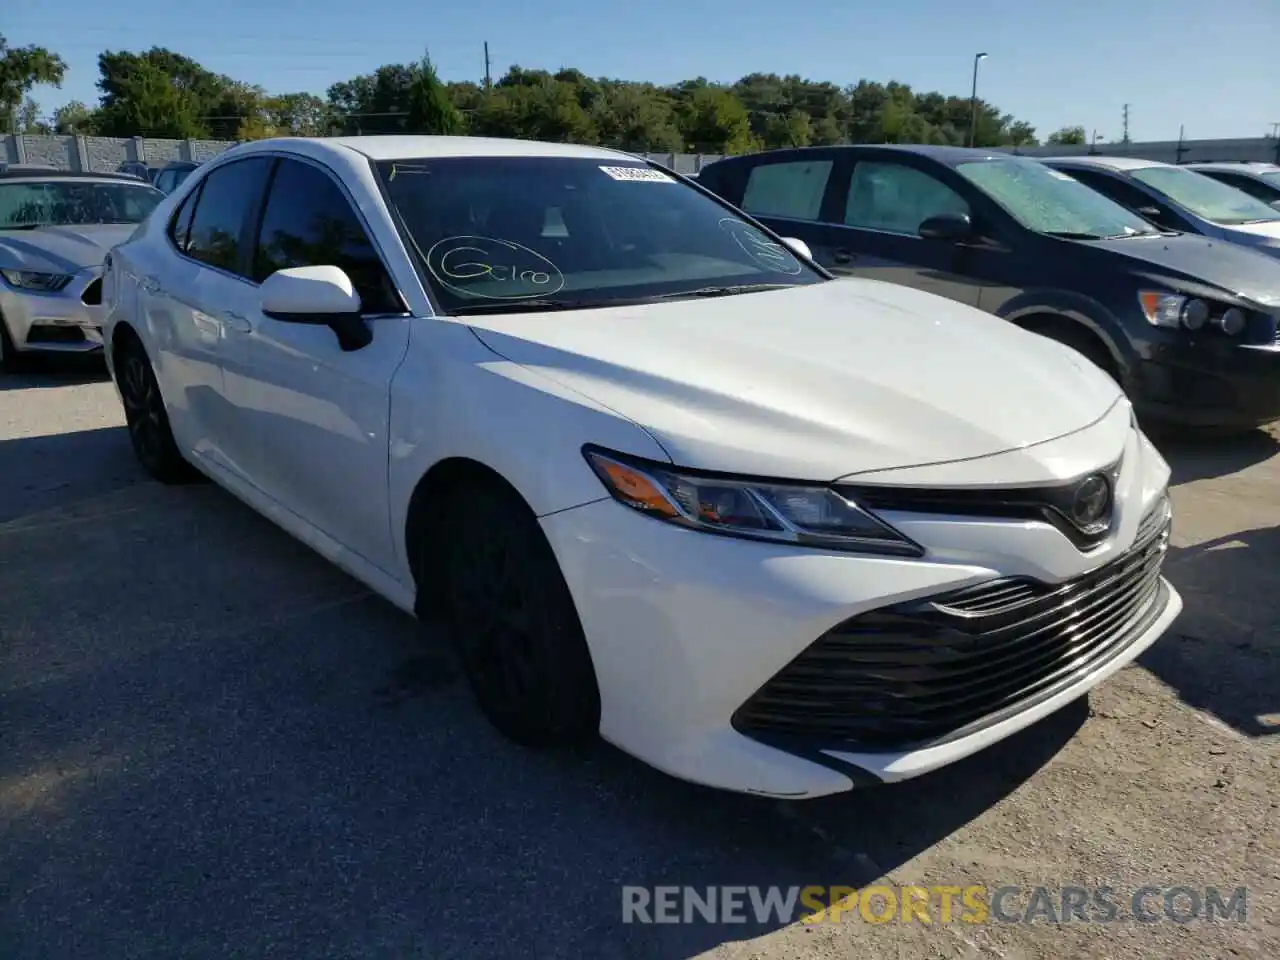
[101,135,1182,799]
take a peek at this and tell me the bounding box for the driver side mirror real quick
[260,265,372,352]
[918,212,974,243]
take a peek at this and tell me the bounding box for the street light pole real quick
[968,52,988,148]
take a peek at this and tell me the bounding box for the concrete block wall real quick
[5,134,1278,173]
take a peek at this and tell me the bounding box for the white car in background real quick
[0,169,164,369]
[101,135,1181,799]
[1044,155,1280,259]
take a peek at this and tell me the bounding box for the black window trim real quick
[248,152,410,319]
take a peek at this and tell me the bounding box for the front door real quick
[824,156,986,306]
[219,156,411,572]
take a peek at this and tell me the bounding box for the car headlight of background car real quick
[1138,290,1247,335]
[0,269,74,292]
[583,446,923,556]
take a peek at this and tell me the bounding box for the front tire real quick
[430,482,601,747]
[0,315,22,373]
[115,336,200,484]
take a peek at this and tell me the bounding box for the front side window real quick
[1129,165,1280,225]
[376,157,827,314]
[957,159,1159,238]
[740,159,834,221]
[0,179,163,229]
[252,158,401,314]
[184,157,273,275]
[844,161,970,234]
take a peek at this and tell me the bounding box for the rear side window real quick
[167,186,200,251]
[185,157,273,276]
[740,160,833,221]
[251,158,401,314]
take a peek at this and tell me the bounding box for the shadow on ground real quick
[0,435,1088,960]
[0,425,143,524]
[1153,426,1280,485]
[0,356,110,392]
[1146,525,1280,739]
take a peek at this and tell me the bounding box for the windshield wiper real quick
[1043,230,1105,240]
[448,299,617,316]
[654,283,796,300]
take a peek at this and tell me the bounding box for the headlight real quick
[1138,290,1246,335]
[583,446,923,556]
[0,269,73,292]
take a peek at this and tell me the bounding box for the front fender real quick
[387,319,670,580]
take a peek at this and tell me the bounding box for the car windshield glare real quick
[1130,166,1280,224]
[375,156,826,313]
[0,180,163,229]
[956,158,1158,238]
[1254,170,1280,187]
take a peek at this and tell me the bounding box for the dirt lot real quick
[2,364,1277,960]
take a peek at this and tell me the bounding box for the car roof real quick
[0,168,154,183]
[1185,160,1280,174]
[702,143,1019,169]
[210,135,637,165]
[1040,155,1168,172]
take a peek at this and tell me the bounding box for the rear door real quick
[823,152,985,305]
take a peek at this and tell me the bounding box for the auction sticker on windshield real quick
[600,166,675,183]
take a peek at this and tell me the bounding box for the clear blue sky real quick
[10,0,1279,142]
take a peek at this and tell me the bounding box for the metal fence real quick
[5,133,1278,174]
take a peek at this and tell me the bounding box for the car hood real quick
[1086,232,1280,302]
[463,279,1123,480]
[0,223,137,274]
[1225,219,1280,243]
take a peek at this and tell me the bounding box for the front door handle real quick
[832,249,856,265]
[221,310,252,332]
[141,277,164,294]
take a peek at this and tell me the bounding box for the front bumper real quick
[541,420,1180,799]
[1129,329,1280,429]
[0,268,106,354]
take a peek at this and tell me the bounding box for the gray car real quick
[0,170,164,370]
[1184,161,1280,210]
[1043,155,1280,260]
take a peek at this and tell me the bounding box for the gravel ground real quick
[1,362,1277,960]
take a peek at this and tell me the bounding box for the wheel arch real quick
[999,296,1131,384]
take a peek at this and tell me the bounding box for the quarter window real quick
[844,161,970,234]
[185,157,273,276]
[740,160,834,221]
[167,186,200,251]
[251,158,401,314]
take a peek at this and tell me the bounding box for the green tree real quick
[677,86,753,154]
[53,100,97,134]
[406,56,462,135]
[1047,125,1087,145]
[0,35,66,134]
[265,93,331,136]
[96,59,205,138]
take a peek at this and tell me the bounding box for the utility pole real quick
[1121,104,1130,145]
[483,42,492,90]
[967,52,988,148]
[1175,124,1188,164]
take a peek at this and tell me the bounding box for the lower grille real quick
[732,498,1172,751]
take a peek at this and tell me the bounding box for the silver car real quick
[0,170,163,370]
[1043,155,1280,260]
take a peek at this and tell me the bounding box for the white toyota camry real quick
[101,135,1182,799]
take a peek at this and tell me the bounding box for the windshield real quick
[1129,166,1280,225]
[0,179,163,229]
[956,157,1158,238]
[376,157,825,313]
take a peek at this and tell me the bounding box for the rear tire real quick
[115,335,201,484]
[426,481,601,747]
